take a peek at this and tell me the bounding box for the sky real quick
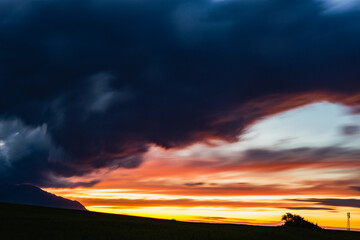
[0,0,360,230]
[46,102,360,229]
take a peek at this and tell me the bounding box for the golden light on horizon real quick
[47,186,360,230]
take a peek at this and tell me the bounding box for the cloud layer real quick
[1,0,360,186]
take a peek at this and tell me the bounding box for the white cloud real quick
[321,0,360,12]
[0,119,51,166]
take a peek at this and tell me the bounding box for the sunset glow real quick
[2,1,360,236]
[46,102,360,230]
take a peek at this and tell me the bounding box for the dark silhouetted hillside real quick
[0,184,86,210]
[0,202,359,240]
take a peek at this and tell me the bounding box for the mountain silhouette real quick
[0,184,86,210]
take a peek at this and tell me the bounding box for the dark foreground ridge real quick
[0,203,359,240]
[0,184,86,210]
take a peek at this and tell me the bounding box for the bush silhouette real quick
[281,213,322,230]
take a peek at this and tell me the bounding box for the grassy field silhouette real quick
[0,202,358,240]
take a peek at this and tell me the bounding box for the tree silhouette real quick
[281,213,322,230]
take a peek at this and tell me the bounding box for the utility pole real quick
[347,212,350,231]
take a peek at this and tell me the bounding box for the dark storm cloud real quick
[341,125,360,136]
[350,186,360,192]
[242,146,360,163]
[184,182,205,187]
[292,198,360,208]
[285,206,334,211]
[1,0,360,187]
[0,118,142,187]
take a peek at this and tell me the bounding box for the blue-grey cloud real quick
[341,125,359,136]
[350,186,360,192]
[0,119,138,187]
[242,147,360,163]
[292,198,360,208]
[285,206,335,211]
